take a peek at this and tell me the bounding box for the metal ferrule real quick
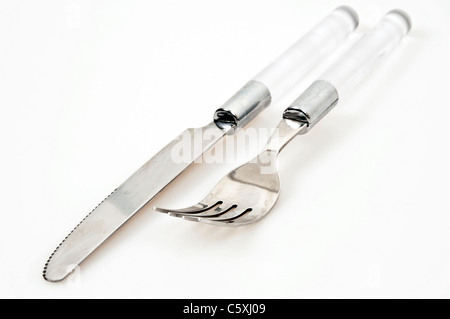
[214,80,271,133]
[283,80,339,131]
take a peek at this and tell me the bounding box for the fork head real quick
[155,151,280,226]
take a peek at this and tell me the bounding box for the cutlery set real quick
[44,6,411,281]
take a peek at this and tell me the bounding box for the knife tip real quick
[43,248,76,282]
[43,264,73,282]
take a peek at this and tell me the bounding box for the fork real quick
[155,10,411,226]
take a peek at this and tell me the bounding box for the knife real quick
[43,6,358,282]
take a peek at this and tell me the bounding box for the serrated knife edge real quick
[44,123,228,282]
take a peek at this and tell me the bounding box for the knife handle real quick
[214,6,359,132]
[283,9,411,130]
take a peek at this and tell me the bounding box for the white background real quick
[1,0,449,298]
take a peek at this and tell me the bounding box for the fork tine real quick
[159,201,238,219]
[176,205,243,222]
[189,203,239,218]
[154,201,218,216]
[198,207,253,224]
[154,192,222,215]
[178,204,239,223]
[198,211,261,227]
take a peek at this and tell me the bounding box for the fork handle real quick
[283,10,411,130]
[214,6,358,132]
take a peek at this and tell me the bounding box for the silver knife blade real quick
[43,122,228,282]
